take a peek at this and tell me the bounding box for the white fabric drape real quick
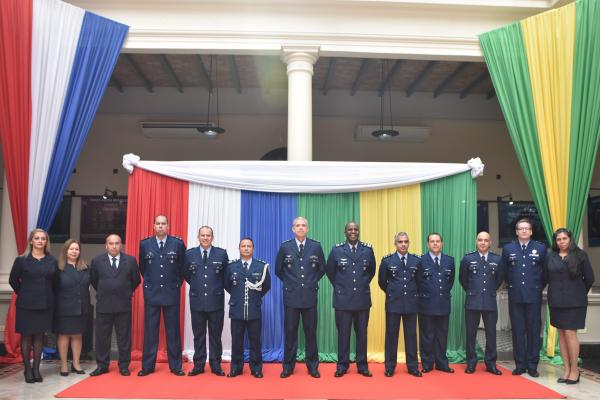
[123,155,485,193]
[183,183,241,362]
[28,0,84,231]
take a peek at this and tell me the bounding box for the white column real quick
[0,174,18,292]
[281,46,319,161]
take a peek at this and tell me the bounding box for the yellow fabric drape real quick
[360,185,422,362]
[521,3,576,356]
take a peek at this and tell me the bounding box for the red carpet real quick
[55,362,565,399]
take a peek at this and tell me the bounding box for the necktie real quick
[481,256,486,264]
[401,256,406,268]
[434,256,440,267]
[202,250,208,265]
[111,257,117,269]
[521,244,526,253]
[243,262,249,272]
[159,241,164,251]
[352,246,356,254]
[299,243,304,258]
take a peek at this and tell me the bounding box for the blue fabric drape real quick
[37,12,128,229]
[240,191,297,362]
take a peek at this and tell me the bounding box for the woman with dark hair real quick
[8,229,58,383]
[54,239,91,376]
[545,228,595,384]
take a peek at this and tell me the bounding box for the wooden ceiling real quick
[109,54,495,99]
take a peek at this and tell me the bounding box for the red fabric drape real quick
[0,0,32,364]
[125,168,189,361]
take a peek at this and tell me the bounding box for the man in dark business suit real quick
[418,232,455,374]
[89,234,141,376]
[138,215,187,376]
[275,216,326,378]
[326,222,376,378]
[184,226,229,376]
[378,232,422,378]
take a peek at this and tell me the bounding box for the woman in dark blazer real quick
[54,239,91,376]
[9,228,58,383]
[545,228,595,384]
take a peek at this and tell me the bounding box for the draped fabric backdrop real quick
[479,0,600,360]
[124,157,482,363]
[0,0,128,363]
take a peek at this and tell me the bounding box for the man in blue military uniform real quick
[459,231,503,375]
[138,215,186,376]
[502,218,547,377]
[275,216,326,378]
[378,232,422,378]
[184,226,229,376]
[418,232,455,373]
[224,237,271,378]
[326,222,376,378]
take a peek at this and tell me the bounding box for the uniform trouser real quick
[385,312,418,372]
[283,306,318,373]
[335,309,369,372]
[95,311,131,370]
[418,313,450,370]
[230,318,262,374]
[465,309,498,369]
[508,301,541,371]
[190,309,224,371]
[142,303,182,371]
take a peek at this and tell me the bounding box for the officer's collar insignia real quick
[361,242,372,248]
[336,242,345,247]
[229,259,239,264]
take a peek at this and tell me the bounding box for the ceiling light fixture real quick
[372,60,399,139]
[198,55,226,136]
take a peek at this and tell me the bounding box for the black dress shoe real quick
[309,370,320,378]
[71,364,85,374]
[212,369,226,376]
[24,370,36,384]
[527,369,539,378]
[227,370,242,378]
[465,366,475,374]
[557,377,568,383]
[120,369,130,376]
[384,370,394,377]
[90,368,109,377]
[280,370,292,378]
[565,372,580,385]
[334,369,346,378]
[251,371,263,378]
[137,369,153,376]
[408,369,423,377]
[170,369,185,376]
[358,370,373,377]
[188,367,205,376]
[436,366,455,373]
[421,367,432,373]
[486,367,502,375]
[512,368,526,375]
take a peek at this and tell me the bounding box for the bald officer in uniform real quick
[326,222,376,378]
[378,232,422,377]
[459,231,503,375]
[138,215,186,376]
[275,217,326,378]
[502,218,547,377]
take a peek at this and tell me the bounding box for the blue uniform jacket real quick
[326,241,376,310]
[459,251,503,311]
[378,252,420,314]
[417,253,455,316]
[183,246,229,312]
[275,238,325,308]
[501,240,546,304]
[139,235,186,306]
[224,258,271,320]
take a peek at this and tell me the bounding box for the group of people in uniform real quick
[9,215,594,384]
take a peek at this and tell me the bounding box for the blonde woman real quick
[54,239,91,376]
[9,229,58,383]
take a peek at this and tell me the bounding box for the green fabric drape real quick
[479,23,554,243]
[297,193,360,361]
[567,0,600,241]
[420,171,477,363]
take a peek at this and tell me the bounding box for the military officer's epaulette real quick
[360,241,372,248]
[335,242,346,247]
[307,237,321,243]
[171,235,184,242]
[229,259,239,264]
[466,251,478,256]
[383,252,396,259]
[489,251,500,256]
[281,238,295,244]
[255,258,268,265]
[142,235,154,241]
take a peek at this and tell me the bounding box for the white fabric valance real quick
[122,153,484,193]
